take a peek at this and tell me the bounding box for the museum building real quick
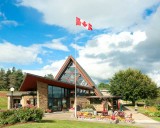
[7,56,120,112]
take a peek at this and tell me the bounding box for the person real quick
[135,104,138,111]
[108,109,113,116]
[26,99,33,108]
[18,103,22,108]
[14,102,19,108]
[113,110,118,116]
[129,113,132,118]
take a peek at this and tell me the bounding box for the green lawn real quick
[7,120,139,128]
[0,91,7,110]
[151,117,160,122]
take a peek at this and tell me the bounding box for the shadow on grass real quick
[40,120,56,123]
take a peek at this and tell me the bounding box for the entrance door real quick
[52,98,62,111]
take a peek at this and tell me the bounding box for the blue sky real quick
[0,0,160,86]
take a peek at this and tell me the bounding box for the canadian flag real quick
[76,17,92,30]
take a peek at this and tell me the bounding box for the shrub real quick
[144,111,149,116]
[16,108,43,122]
[31,108,44,122]
[6,114,19,124]
[148,112,155,117]
[83,104,95,110]
[0,108,44,126]
[0,109,14,119]
[145,99,155,106]
[156,104,160,111]
[80,108,94,113]
[154,111,160,117]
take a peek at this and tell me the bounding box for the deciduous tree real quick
[109,68,158,105]
[98,83,110,90]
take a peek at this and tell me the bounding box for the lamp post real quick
[10,87,15,109]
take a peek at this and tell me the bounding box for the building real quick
[7,56,121,111]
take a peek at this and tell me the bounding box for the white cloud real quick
[29,31,146,84]
[75,31,146,82]
[18,0,160,87]
[19,0,159,31]
[24,58,66,77]
[0,12,18,27]
[43,38,69,51]
[70,43,84,51]
[77,31,146,57]
[1,20,18,26]
[0,38,69,65]
[0,41,42,64]
[148,71,160,87]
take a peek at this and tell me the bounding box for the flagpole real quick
[74,17,92,118]
[74,38,77,118]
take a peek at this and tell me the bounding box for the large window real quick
[58,61,89,87]
[48,85,70,111]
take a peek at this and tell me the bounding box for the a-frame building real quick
[55,55,102,96]
[8,56,102,111]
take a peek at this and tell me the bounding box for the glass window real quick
[48,98,53,109]
[53,86,62,98]
[48,85,70,111]
[48,86,52,98]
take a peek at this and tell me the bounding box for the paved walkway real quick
[124,107,160,128]
[124,107,159,123]
[43,110,160,128]
[43,111,75,120]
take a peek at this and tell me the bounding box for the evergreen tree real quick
[5,69,12,89]
[0,67,24,91]
[0,68,7,90]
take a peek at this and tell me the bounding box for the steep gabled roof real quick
[55,56,102,96]
[19,73,93,91]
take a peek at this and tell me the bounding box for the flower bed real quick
[77,111,135,124]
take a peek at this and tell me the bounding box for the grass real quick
[6,120,140,128]
[0,91,7,110]
[151,117,160,122]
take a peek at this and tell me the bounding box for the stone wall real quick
[92,104,103,112]
[70,97,90,109]
[37,81,48,110]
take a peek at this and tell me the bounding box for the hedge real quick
[0,107,43,126]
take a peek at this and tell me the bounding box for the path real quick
[43,112,75,120]
[43,110,160,128]
[124,107,160,128]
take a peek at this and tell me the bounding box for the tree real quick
[0,67,24,91]
[109,68,158,105]
[0,68,7,90]
[98,83,110,90]
[15,69,24,90]
[44,74,54,79]
[8,68,24,90]
[5,69,12,89]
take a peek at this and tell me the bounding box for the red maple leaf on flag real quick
[76,17,92,31]
[82,21,87,27]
